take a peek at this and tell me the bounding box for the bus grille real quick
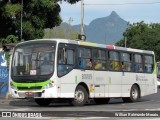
[18,92,42,98]
[17,86,42,90]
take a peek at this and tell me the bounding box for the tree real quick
[116,21,160,61]
[0,0,80,42]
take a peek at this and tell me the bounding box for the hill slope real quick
[73,11,128,44]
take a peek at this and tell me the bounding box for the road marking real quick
[78,117,109,119]
[0,108,30,111]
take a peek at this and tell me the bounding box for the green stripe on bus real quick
[11,80,50,89]
[153,56,157,74]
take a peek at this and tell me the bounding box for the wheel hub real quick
[75,90,84,103]
[132,88,138,100]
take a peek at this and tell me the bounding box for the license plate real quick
[25,92,33,96]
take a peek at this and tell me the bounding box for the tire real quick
[71,85,88,106]
[35,98,52,106]
[94,98,110,104]
[123,85,140,103]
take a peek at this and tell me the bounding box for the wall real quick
[0,52,9,97]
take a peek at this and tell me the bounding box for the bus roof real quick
[16,38,154,54]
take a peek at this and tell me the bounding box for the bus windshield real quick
[11,42,56,82]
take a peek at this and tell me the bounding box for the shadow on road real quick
[8,97,154,108]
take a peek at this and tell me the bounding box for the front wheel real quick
[71,85,88,106]
[35,98,52,106]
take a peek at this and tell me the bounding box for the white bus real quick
[9,39,157,106]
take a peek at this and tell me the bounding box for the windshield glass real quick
[11,43,55,77]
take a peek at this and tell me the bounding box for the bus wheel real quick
[71,85,88,106]
[35,98,52,106]
[123,85,139,103]
[94,98,110,104]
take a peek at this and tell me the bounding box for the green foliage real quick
[56,0,80,4]
[1,35,18,44]
[1,34,18,68]
[116,21,160,61]
[0,0,80,43]
[4,3,21,17]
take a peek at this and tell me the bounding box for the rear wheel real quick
[123,85,140,103]
[94,98,110,104]
[35,98,52,106]
[71,85,88,106]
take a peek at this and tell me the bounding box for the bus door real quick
[57,43,76,97]
[108,51,122,97]
[93,71,105,97]
[121,52,133,97]
[93,49,106,97]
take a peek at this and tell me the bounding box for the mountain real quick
[44,11,128,44]
[44,22,79,39]
[73,11,128,45]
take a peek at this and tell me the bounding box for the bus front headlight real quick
[43,83,54,89]
[10,82,16,89]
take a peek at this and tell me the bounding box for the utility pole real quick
[80,0,86,41]
[20,0,23,42]
[125,22,129,48]
[125,36,127,48]
[68,17,73,38]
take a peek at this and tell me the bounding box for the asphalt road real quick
[0,89,160,119]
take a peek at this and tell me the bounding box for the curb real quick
[5,92,13,100]
[0,92,13,100]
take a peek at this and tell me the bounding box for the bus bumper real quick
[10,87,58,99]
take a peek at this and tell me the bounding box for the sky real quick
[59,0,160,25]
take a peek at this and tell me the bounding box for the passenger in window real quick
[88,59,92,68]
[79,58,84,69]
[86,59,92,69]
[94,60,105,70]
[111,60,119,70]
[94,61,100,70]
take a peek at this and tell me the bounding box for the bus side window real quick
[78,47,92,70]
[121,52,132,72]
[93,49,106,70]
[134,54,143,72]
[109,51,120,71]
[58,47,75,77]
[144,55,154,73]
